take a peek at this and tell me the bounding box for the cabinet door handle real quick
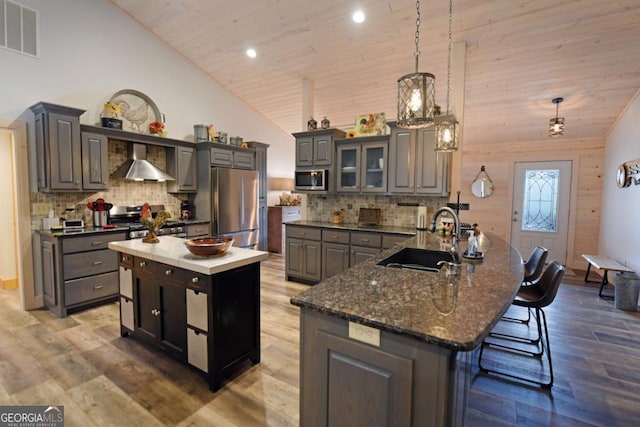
[93,285,104,290]
[91,241,103,246]
[92,260,104,266]
[122,256,129,261]
[140,261,146,267]
[165,269,173,276]
[361,239,369,242]
[191,277,199,283]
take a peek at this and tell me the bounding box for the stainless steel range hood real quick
[111,143,175,182]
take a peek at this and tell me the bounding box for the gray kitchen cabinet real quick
[81,132,109,191]
[293,129,346,168]
[249,142,270,251]
[322,242,350,279]
[30,102,85,192]
[382,233,410,249]
[167,145,197,193]
[321,229,350,279]
[285,225,322,283]
[336,136,388,193]
[39,230,127,317]
[299,309,468,426]
[388,122,450,196]
[209,146,256,170]
[350,245,381,266]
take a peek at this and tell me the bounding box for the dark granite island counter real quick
[109,236,268,391]
[290,231,524,426]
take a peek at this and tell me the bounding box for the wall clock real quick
[616,163,631,188]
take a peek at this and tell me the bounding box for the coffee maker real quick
[180,200,192,220]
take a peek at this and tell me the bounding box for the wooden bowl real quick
[184,237,234,257]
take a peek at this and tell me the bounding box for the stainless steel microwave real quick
[295,169,329,191]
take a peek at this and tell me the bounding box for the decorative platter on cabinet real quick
[109,89,161,134]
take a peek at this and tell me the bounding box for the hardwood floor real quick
[1,254,639,426]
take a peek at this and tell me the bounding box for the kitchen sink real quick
[377,247,455,272]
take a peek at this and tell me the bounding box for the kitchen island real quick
[290,231,524,426]
[109,236,269,391]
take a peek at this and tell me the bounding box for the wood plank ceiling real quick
[110,0,640,145]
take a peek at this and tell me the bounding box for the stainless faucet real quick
[429,206,461,258]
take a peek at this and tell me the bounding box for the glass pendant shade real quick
[435,118,459,151]
[397,72,436,129]
[548,117,565,137]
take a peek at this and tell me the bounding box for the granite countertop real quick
[285,220,417,235]
[38,226,129,237]
[108,236,269,275]
[182,219,210,225]
[290,231,524,351]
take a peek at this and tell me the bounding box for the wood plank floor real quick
[1,254,639,426]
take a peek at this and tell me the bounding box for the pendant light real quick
[435,0,459,152]
[548,97,565,137]
[397,0,435,129]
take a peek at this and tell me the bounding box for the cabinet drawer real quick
[350,232,382,248]
[322,229,350,244]
[233,151,255,169]
[63,249,118,280]
[120,296,134,331]
[186,288,208,332]
[64,271,118,306]
[382,234,410,249]
[62,232,127,254]
[187,328,208,373]
[210,148,233,166]
[187,223,210,237]
[119,266,133,299]
[287,226,321,240]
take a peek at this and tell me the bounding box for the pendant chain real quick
[446,0,453,115]
[414,0,421,72]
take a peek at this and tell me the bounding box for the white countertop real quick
[108,236,269,275]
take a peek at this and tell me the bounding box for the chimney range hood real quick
[111,143,175,182]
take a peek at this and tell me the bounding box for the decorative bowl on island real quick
[184,237,234,257]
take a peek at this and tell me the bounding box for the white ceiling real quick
[110,0,640,145]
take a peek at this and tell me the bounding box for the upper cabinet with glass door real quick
[336,136,388,193]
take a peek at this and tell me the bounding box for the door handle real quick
[92,260,104,266]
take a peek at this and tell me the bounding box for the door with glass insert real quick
[511,161,571,264]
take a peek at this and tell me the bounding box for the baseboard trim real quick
[0,277,18,289]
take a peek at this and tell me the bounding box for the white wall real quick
[600,90,640,273]
[0,130,17,282]
[0,0,294,180]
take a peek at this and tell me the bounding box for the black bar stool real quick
[479,261,565,388]
[502,246,548,324]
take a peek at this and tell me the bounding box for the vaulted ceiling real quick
[110,0,640,145]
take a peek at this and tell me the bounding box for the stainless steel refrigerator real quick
[211,168,259,249]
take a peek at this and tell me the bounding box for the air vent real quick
[1,0,38,57]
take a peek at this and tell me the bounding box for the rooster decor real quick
[140,203,171,243]
[113,99,149,132]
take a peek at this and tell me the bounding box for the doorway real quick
[0,120,36,310]
[511,161,572,265]
[0,129,18,289]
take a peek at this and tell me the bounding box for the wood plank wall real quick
[456,137,604,269]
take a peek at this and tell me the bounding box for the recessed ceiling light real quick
[352,10,365,23]
[246,48,257,58]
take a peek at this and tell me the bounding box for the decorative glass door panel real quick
[337,144,360,192]
[521,169,559,232]
[362,144,387,193]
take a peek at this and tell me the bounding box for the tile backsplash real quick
[30,140,186,230]
[306,194,448,228]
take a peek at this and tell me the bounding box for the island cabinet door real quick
[158,280,187,359]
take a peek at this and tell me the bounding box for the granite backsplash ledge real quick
[306,194,447,227]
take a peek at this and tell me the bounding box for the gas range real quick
[109,205,186,239]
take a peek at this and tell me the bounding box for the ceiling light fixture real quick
[435,0,458,152]
[548,97,565,137]
[396,0,435,129]
[352,10,365,23]
[246,48,257,58]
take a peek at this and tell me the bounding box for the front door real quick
[511,161,572,264]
